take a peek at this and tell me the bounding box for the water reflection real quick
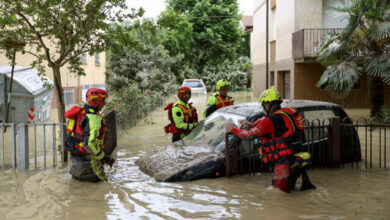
[0,92,390,219]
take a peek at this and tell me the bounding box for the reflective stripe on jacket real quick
[261,108,302,163]
[170,100,198,135]
[203,92,234,118]
[80,105,106,160]
[231,107,302,164]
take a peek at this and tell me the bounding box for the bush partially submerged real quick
[102,85,164,129]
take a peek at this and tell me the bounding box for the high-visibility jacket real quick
[203,92,234,118]
[65,105,106,160]
[164,100,198,137]
[231,107,303,163]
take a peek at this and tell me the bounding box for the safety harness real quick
[64,106,106,155]
[164,102,198,134]
[261,107,303,163]
[215,94,233,108]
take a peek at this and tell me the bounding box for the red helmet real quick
[177,86,191,100]
[86,88,108,108]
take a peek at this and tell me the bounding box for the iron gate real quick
[225,117,390,177]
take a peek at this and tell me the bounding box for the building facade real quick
[251,0,390,108]
[0,49,106,108]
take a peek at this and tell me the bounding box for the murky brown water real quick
[0,92,390,219]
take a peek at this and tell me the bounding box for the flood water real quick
[0,92,390,219]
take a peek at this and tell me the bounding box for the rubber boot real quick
[300,169,316,191]
[286,166,301,193]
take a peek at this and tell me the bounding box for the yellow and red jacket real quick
[215,94,234,108]
[164,100,198,135]
[203,92,234,118]
[232,107,303,163]
[65,105,106,159]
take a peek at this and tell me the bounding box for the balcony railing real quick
[292,28,343,62]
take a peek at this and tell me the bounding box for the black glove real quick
[101,155,115,167]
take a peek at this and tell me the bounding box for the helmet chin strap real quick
[263,102,281,115]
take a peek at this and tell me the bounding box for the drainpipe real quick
[266,0,269,89]
[3,40,26,125]
[4,48,16,124]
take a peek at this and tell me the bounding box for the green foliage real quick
[316,0,390,116]
[106,20,178,95]
[102,84,163,129]
[202,57,252,91]
[162,0,247,72]
[376,105,390,123]
[105,0,252,129]
[0,0,143,122]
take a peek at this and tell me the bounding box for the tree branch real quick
[15,8,55,67]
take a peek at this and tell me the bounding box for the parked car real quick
[137,100,361,182]
[182,79,207,94]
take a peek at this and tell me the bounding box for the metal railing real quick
[0,123,66,170]
[292,28,344,62]
[225,117,390,177]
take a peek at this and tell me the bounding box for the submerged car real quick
[182,79,207,94]
[137,100,361,182]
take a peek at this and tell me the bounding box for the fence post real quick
[11,124,16,168]
[17,123,29,170]
[225,133,230,178]
[329,118,341,168]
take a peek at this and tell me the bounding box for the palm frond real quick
[370,21,390,42]
[316,34,346,66]
[326,0,354,23]
[317,61,362,98]
[364,53,390,84]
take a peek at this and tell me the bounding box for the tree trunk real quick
[369,75,384,118]
[52,66,68,161]
[52,66,66,123]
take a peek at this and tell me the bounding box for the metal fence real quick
[225,117,390,177]
[0,123,66,170]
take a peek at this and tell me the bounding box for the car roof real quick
[218,99,341,117]
[183,79,203,82]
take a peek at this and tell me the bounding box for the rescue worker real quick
[225,88,316,193]
[64,88,115,182]
[164,86,198,142]
[203,80,234,118]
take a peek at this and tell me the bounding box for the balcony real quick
[292,28,343,63]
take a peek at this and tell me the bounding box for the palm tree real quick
[316,0,390,117]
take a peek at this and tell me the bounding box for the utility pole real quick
[3,40,26,126]
[266,0,269,89]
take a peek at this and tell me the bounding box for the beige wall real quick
[251,0,296,97]
[294,63,390,108]
[0,52,106,87]
[275,0,295,61]
[60,53,106,88]
[250,0,388,108]
[295,0,323,30]
[251,0,267,96]
[252,0,267,66]
[0,46,106,108]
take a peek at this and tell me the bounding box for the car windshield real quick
[181,111,246,153]
[184,81,203,88]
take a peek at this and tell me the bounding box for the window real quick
[82,84,94,102]
[184,81,203,88]
[95,53,100,66]
[283,71,290,99]
[270,71,275,86]
[302,109,335,141]
[80,53,87,65]
[63,88,75,106]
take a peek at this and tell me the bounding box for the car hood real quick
[137,139,223,181]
